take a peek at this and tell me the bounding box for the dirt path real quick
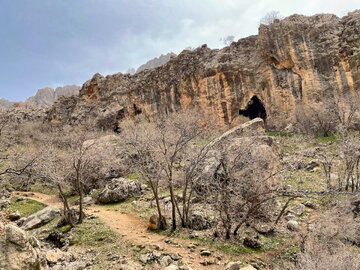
[16,192,230,269]
[16,192,315,269]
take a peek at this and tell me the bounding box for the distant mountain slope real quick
[0,85,80,109]
[0,98,14,109]
[24,85,80,107]
[136,53,176,73]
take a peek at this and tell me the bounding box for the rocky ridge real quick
[0,85,80,109]
[24,85,80,108]
[47,11,360,131]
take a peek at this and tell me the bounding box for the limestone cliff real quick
[47,11,360,130]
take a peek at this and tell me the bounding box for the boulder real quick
[164,265,179,270]
[74,196,93,205]
[287,220,299,231]
[200,250,211,256]
[243,237,262,249]
[21,206,60,230]
[240,266,257,270]
[201,118,279,189]
[226,262,241,270]
[160,255,173,266]
[291,204,305,216]
[46,249,64,266]
[188,211,214,231]
[0,223,43,270]
[97,178,145,204]
[9,211,21,221]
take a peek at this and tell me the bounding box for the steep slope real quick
[48,11,360,130]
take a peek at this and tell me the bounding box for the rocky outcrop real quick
[0,223,44,270]
[25,85,80,108]
[47,11,360,131]
[202,118,278,185]
[21,206,60,230]
[97,178,147,204]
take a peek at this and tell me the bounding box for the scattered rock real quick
[9,211,21,221]
[21,206,60,230]
[46,249,63,266]
[160,255,173,266]
[171,253,180,261]
[240,266,257,270]
[304,200,316,209]
[287,220,299,231]
[243,237,262,249]
[305,160,320,171]
[139,254,149,264]
[165,265,179,270]
[226,261,241,270]
[285,213,297,221]
[200,250,211,256]
[74,196,93,205]
[291,204,305,216]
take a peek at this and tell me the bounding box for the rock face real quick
[97,178,146,204]
[21,206,60,230]
[47,11,360,131]
[25,85,80,108]
[0,223,43,270]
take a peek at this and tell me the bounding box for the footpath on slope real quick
[15,192,231,270]
[16,192,314,269]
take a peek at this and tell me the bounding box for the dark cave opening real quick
[133,104,142,116]
[239,96,267,120]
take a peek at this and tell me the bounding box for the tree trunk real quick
[57,183,74,227]
[169,183,177,230]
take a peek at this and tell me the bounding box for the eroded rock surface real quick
[97,178,147,204]
[0,223,43,270]
[47,11,360,131]
[21,206,60,230]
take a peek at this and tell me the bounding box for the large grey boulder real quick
[21,206,60,230]
[0,223,43,270]
[97,178,146,204]
[201,118,279,187]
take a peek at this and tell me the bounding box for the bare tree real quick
[259,11,283,25]
[220,35,235,46]
[122,111,220,230]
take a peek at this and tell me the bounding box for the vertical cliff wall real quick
[47,10,360,130]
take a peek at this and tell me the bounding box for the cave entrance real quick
[239,96,267,120]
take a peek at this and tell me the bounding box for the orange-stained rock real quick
[47,11,360,131]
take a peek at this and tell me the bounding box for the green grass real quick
[266,131,295,137]
[316,135,337,144]
[126,173,142,180]
[70,219,118,247]
[8,197,46,217]
[30,183,57,195]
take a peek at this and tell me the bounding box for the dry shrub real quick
[293,197,360,270]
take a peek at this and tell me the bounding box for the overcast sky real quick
[0,0,358,101]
